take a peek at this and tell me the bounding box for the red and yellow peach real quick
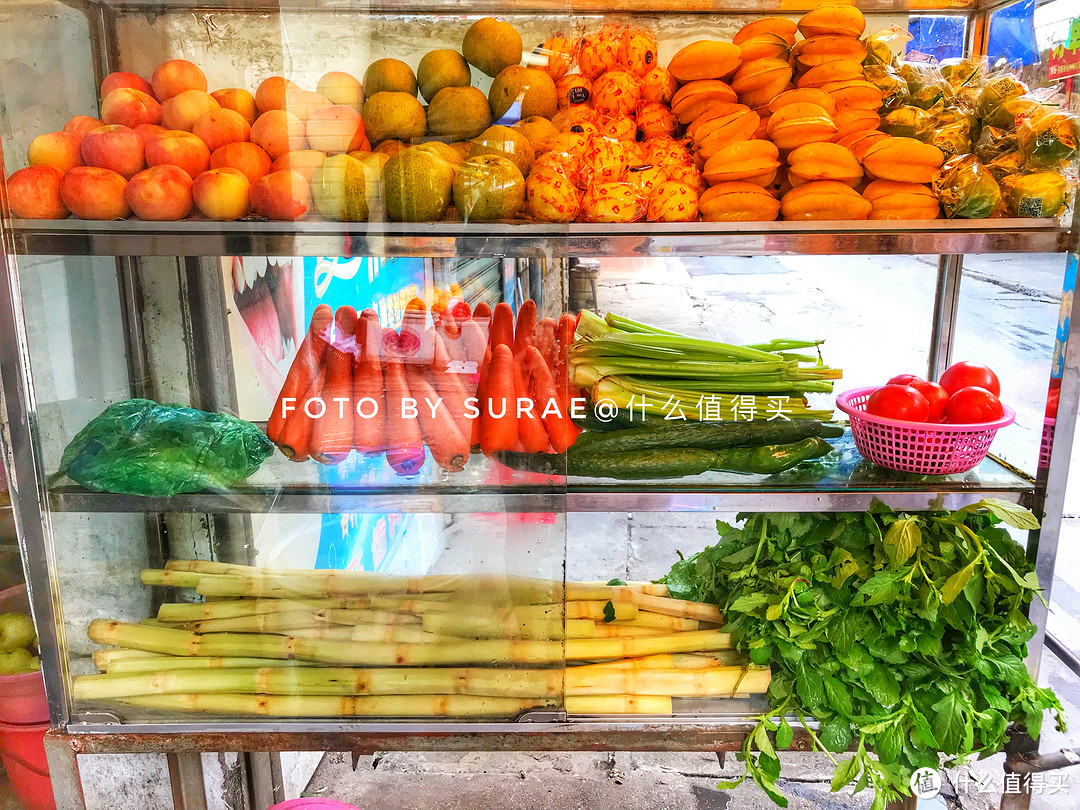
[27,131,83,173]
[125,164,194,220]
[60,166,131,219]
[6,166,69,219]
[151,59,207,101]
[80,125,145,179]
[209,142,272,184]
[192,167,251,220]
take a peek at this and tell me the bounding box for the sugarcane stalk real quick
[286,627,359,640]
[613,614,700,632]
[350,625,460,644]
[89,621,729,666]
[75,667,564,701]
[120,693,551,717]
[186,608,421,634]
[421,613,596,640]
[572,652,746,670]
[107,657,318,674]
[564,695,672,714]
[580,582,668,596]
[93,649,169,670]
[632,594,723,624]
[565,665,770,697]
[157,598,378,623]
[140,570,210,588]
[590,624,665,638]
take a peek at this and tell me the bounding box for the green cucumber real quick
[568,448,721,479]
[711,437,833,475]
[571,419,843,454]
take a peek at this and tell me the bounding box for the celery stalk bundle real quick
[571,311,841,421]
[76,560,771,718]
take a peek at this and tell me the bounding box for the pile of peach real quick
[6,61,365,222]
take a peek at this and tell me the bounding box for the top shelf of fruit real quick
[6,5,1077,249]
[66,0,987,12]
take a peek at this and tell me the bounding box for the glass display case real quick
[0,0,1078,808]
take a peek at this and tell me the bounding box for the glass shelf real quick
[48,432,1035,514]
[10,219,1068,259]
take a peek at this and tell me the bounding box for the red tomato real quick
[945,386,1004,424]
[939,361,1000,397]
[887,373,924,386]
[866,385,931,422]
[911,381,949,422]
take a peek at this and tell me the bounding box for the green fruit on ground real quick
[311,154,369,221]
[471,124,535,177]
[418,50,472,104]
[489,65,558,121]
[364,59,418,98]
[462,17,523,78]
[0,612,35,653]
[383,146,457,222]
[416,141,465,167]
[428,87,491,141]
[362,92,427,145]
[453,154,526,222]
[513,116,558,144]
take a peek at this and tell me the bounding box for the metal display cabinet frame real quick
[0,1,1079,809]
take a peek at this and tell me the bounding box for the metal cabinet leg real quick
[928,254,964,381]
[168,751,209,810]
[43,731,87,810]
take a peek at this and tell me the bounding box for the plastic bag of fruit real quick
[1018,110,1080,172]
[55,398,274,496]
[864,25,911,69]
[864,63,910,111]
[932,154,1005,219]
[919,100,977,159]
[938,56,987,108]
[1001,171,1075,218]
[898,62,952,110]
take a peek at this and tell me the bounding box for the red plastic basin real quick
[269,801,361,810]
[0,720,54,810]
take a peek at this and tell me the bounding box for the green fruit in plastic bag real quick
[932,154,1003,219]
[56,399,274,497]
[929,122,972,160]
[881,105,929,139]
[939,58,982,89]
[976,75,1027,123]
[987,96,1045,131]
[864,64,909,110]
[311,154,369,221]
[1020,111,1080,171]
[985,150,1025,183]
[1002,172,1071,218]
[910,83,947,110]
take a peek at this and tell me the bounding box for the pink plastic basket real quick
[1040,417,1056,470]
[835,387,1014,475]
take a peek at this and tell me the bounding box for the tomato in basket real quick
[865,384,930,422]
[939,361,1000,397]
[887,373,923,386]
[911,380,949,422]
[945,386,1004,424]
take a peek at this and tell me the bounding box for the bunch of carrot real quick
[474,300,583,458]
[266,299,490,476]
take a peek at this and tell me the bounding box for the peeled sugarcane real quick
[564,696,672,714]
[613,614,700,632]
[106,657,319,674]
[581,582,668,596]
[565,665,770,698]
[74,666,564,701]
[93,649,169,670]
[421,613,597,640]
[140,570,209,588]
[517,601,637,621]
[590,624,664,638]
[286,627,360,640]
[573,652,746,670]
[185,608,421,634]
[632,593,723,624]
[157,597,379,623]
[121,693,549,717]
[88,621,732,666]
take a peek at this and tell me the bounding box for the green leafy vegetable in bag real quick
[56,398,273,497]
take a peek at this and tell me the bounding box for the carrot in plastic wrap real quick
[383,357,426,476]
[535,316,557,371]
[513,299,537,356]
[490,302,514,349]
[471,345,492,449]
[310,307,357,464]
[399,297,431,367]
[451,301,471,322]
[276,368,325,462]
[459,317,487,364]
[480,344,518,456]
[438,311,466,365]
[554,312,580,409]
[523,345,581,453]
[513,356,550,453]
[473,301,491,320]
[406,365,469,472]
[266,304,333,444]
[429,332,479,447]
[352,309,385,455]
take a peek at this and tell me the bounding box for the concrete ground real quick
[305,253,1080,810]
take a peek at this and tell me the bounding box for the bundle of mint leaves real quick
[660,500,1065,808]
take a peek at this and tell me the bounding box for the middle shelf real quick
[49,433,1035,514]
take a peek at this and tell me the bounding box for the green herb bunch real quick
[660,500,1065,808]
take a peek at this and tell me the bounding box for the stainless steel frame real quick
[1,1,1079,809]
